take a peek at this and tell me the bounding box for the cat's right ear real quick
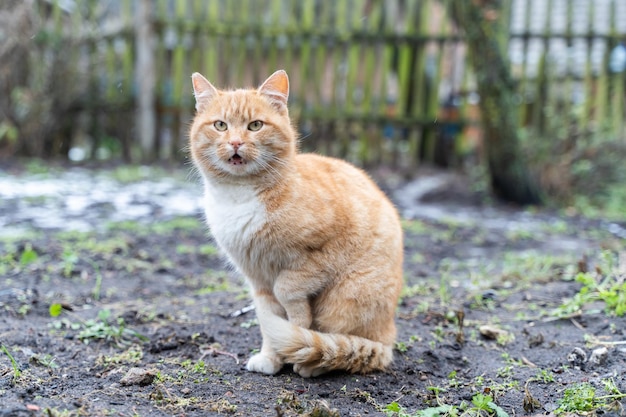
[191,72,218,112]
[259,70,289,113]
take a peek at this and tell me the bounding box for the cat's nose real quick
[230,140,243,151]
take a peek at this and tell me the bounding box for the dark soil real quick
[1,168,626,417]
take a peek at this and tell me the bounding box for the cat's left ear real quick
[191,72,218,112]
[259,70,289,112]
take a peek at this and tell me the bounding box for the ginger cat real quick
[189,70,403,377]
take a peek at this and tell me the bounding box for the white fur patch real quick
[246,353,282,375]
[202,180,266,253]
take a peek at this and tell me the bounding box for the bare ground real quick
[1,167,626,417]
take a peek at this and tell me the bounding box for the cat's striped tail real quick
[257,310,393,377]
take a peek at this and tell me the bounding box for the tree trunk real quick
[448,0,542,205]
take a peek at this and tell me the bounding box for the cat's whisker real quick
[255,158,284,183]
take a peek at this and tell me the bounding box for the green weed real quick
[532,369,555,383]
[198,244,219,256]
[49,303,63,317]
[31,353,58,368]
[553,250,626,317]
[555,381,626,415]
[96,345,143,366]
[61,246,79,277]
[19,243,38,266]
[1,344,21,381]
[401,219,430,235]
[385,392,509,417]
[78,310,147,345]
[91,261,103,301]
[394,335,420,353]
[152,217,203,234]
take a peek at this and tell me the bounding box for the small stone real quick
[527,332,544,348]
[588,347,609,367]
[120,367,156,386]
[567,347,587,368]
[479,325,509,340]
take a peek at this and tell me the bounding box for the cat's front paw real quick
[246,353,283,375]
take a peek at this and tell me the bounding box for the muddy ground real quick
[1,165,625,417]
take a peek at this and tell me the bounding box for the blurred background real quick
[1,0,625,210]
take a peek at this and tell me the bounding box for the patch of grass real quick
[152,217,203,234]
[556,381,626,415]
[198,244,219,256]
[277,390,339,416]
[505,228,534,241]
[385,392,509,417]
[553,250,626,317]
[60,246,80,278]
[150,385,235,414]
[394,335,421,353]
[240,318,258,329]
[24,159,54,175]
[572,182,626,221]
[77,310,148,346]
[402,219,430,235]
[96,345,144,367]
[19,243,38,266]
[110,165,156,183]
[176,243,219,257]
[532,369,555,384]
[400,282,433,300]
[30,353,58,369]
[105,220,146,234]
[153,358,224,387]
[41,408,83,417]
[195,281,232,294]
[1,344,21,381]
[501,251,574,284]
[0,244,18,275]
[51,310,147,347]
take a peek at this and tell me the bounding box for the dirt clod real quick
[119,367,156,386]
[567,347,588,369]
[588,347,609,367]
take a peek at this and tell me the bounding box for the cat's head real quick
[189,70,297,182]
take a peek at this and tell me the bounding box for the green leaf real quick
[419,405,455,417]
[471,393,492,409]
[385,402,402,412]
[20,244,38,266]
[49,303,63,317]
[488,402,510,417]
[98,309,111,321]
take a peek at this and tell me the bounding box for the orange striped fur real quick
[189,70,403,377]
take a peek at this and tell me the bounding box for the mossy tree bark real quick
[448,0,543,205]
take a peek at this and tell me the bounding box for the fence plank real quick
[135,0,157,161]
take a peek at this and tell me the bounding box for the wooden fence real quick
[143,0,469,167]
[3,0,625,166]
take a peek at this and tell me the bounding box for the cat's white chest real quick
[202,181,266,258]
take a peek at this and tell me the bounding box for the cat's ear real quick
[191,72,218,112]
[259,70,289,112]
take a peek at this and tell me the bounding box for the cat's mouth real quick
[228,153,247,165]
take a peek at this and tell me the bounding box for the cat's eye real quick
[214,121,228,131]
[248,121,263,131]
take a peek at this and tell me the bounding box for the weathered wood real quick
[135,0,157,161]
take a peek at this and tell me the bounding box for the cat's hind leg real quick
[293,362,329,378]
